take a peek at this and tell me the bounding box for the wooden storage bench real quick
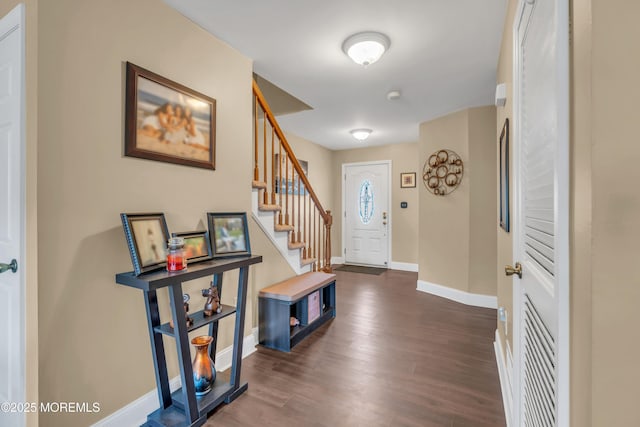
[259,271,336,352]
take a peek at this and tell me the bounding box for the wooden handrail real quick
[252,80,330,224]
[253,79,332,272]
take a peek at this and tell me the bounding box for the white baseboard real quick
[494,329,513,427]
[416,280,497,309]
[389,261,418,272]
[92,328,259,427]
[330,256,345,265]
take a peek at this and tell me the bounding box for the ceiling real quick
[164,0,508,151]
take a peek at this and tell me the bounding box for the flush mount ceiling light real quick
[342,32,390,67]
[350,129,372,141]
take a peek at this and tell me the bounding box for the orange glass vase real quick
[191,335,216,396]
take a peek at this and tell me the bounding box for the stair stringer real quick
[251,188,311,275]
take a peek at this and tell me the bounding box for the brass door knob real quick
[0,259,17,274]
[505,262,522,279]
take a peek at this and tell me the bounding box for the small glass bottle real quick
[167,237,187,272]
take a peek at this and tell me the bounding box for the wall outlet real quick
[498,306,508,336]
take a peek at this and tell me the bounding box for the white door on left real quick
[0,4,25,427]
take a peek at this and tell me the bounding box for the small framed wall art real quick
[121,213,170,275]
[206,212,251,259]
[125,62,216,170]
[400,172,416,188]
[171,230,213,263]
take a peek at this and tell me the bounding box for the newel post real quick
[323,211,332,273]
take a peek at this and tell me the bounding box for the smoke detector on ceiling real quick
[387,90,401,101]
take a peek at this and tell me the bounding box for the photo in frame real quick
[500,118,510,232]
[171,231,212,263]
[125,62,216,170]
[400,172,416,188]
[206,212,251,259]
[274,154,308,195]
[120,213,170,275]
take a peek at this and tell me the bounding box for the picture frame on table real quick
[125,62,216,170]
[206,212,251,259]
[499,118,510,232]
[120,212,170,275]
[171,230,212,264]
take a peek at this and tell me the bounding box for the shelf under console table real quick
[116,255,263,427]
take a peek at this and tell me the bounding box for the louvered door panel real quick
[523,295,556,426]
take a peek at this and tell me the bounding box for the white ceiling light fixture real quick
[342,32,390,67]
[350,129,372,141]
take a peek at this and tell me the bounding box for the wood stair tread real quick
[259,204,281,212]
[252,180,268,189]
[274,224,295,232]
[300,258,316,266]
[288,241,306,250]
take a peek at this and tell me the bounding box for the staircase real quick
[251,80,332,274]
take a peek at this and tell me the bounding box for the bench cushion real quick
[259,272,336,302]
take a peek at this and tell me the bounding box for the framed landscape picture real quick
[499,118,510,232]
[206,212,251,259]
[274,154,308,195]
[171,230,212,264]
[120,213,170,275]
[125,62,216,170]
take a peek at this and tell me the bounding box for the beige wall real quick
[331,142,420,265]
[418,107,496,295]
[419,111,470,290]
[587,0,640,424]
[35,0,298,425]
[495,0,517,363]
[468,107,499,296]
[0,1,39,426]
[284,131,333,210]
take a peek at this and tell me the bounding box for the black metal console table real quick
[115,255,262,427]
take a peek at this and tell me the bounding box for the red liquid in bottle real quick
[167,253,186,271]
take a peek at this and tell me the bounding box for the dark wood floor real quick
[205,269,505,426]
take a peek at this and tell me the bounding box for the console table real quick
[116,255,262,427]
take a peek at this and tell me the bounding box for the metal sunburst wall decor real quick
[422,149,464,196]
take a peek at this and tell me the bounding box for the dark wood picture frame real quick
[125,62,216,170]
[121,213,170,275]
[400,172,416,188]
[171,230,212,264]
[500,118,510,232]
[206,212,251,259]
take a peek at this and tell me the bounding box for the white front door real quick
[343,161,390,267]
[512,0,570,425]
[0,4,26,427]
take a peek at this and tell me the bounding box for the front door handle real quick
[505,262,522,279]
[0,259,17,274]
